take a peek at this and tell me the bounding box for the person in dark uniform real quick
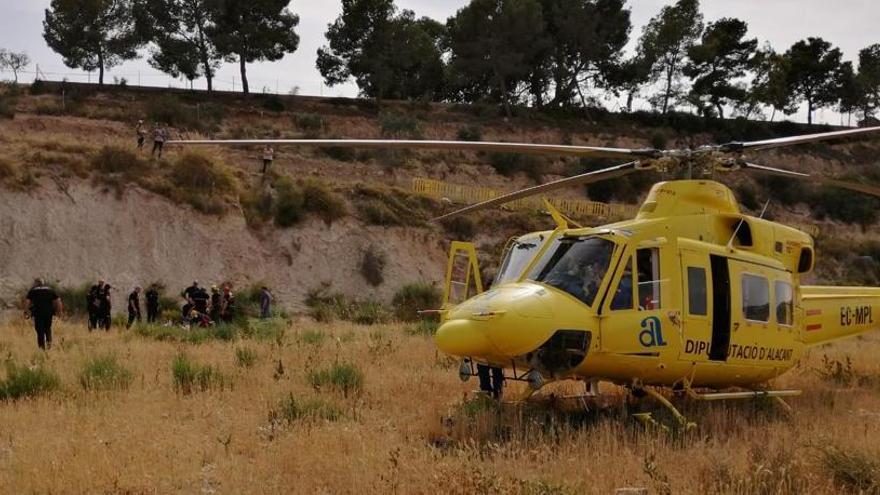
[145,285,160,323]
[220,284,236,323]
[259,286,273,319]
[209,286,222,323]
[25,279,63,350]
[191,286,210,316]
[99,284,112,330]
[127,287,142,329]
[87,279,107,331]
[476,363,505,399]
[182,281,200,318]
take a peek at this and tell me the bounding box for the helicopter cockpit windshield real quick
[527,236,616,307]
[494,236,544,286]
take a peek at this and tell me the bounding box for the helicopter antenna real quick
[727,199,770,250]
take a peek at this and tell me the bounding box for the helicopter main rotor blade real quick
[167,139,659,160]
[742,162,880,197]
[721,125,880,153]
[434,161,641,221]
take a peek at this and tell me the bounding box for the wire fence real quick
[0,65,334,96]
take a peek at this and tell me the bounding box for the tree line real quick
[28,0,880,123]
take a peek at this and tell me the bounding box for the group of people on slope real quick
[180,281,239,328]
[135,121,276,175]
[135,120,171,159]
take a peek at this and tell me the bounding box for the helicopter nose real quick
[434,283,589,360]
[434,319,494,357]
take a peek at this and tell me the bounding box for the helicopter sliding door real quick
[709,255,732,361]
[678,250,714,363]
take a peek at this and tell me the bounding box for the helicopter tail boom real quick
[802,286,880,346]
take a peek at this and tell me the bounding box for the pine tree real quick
[43,0,143,85]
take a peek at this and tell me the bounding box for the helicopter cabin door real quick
[678,250,713,363]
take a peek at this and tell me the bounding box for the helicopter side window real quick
[611,257,634,310]
[637,248,662,310]
[775,281,793,326]
[687,267,708,316]
[742,274,770,322]
[529,237,615,307]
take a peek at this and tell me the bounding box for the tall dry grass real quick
[0,318,880,493]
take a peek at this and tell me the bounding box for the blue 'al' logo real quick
[639,316,667,347]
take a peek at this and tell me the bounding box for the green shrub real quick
[735,182,761,211]
[301,179,347,224]
[350,300,390,325]
[146,95,198,128]
[240,317,288,343]
[812,187,879,226]
[29,79,47,95]
[818,445,880,493]
[269,393,343,424]
[297,329,326,346]
[307,362,364,397]
[441,216,477,240]
[487,152,546,181]
[79,354,133,391]
[172,353,228,395]
[360,245,386,287]
[305,286,390,325]
[405,319,439,337]
[91,146,146,177]
[457,124,483,142]
[0,93,17,119]
[273,177,305,227]
[320,145,358,162]
[0,359,61,400]
[241,188,275,225]
[392,283,442,321]
[234,347,257,368]
[169,152,236,194]
[379,112,421,138]
[261,95,286,112]
[293,113,324,134]
[649,131,669,150]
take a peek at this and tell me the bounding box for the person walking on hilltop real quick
[145,285,160,323]
[151,123,168,159]
[99,284,113,331]
[261,145,275,175]
[259,286,273,319]
[136,120,146,150]
[127,286,142,329]
[87,279,107,331]
[25,279,63,350]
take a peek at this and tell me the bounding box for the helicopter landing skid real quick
[632,387,697,432]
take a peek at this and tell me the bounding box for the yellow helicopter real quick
[172,124,880,427]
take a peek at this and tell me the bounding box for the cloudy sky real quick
[1,0,878,124]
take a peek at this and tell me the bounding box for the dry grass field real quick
[0,318,879,494]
